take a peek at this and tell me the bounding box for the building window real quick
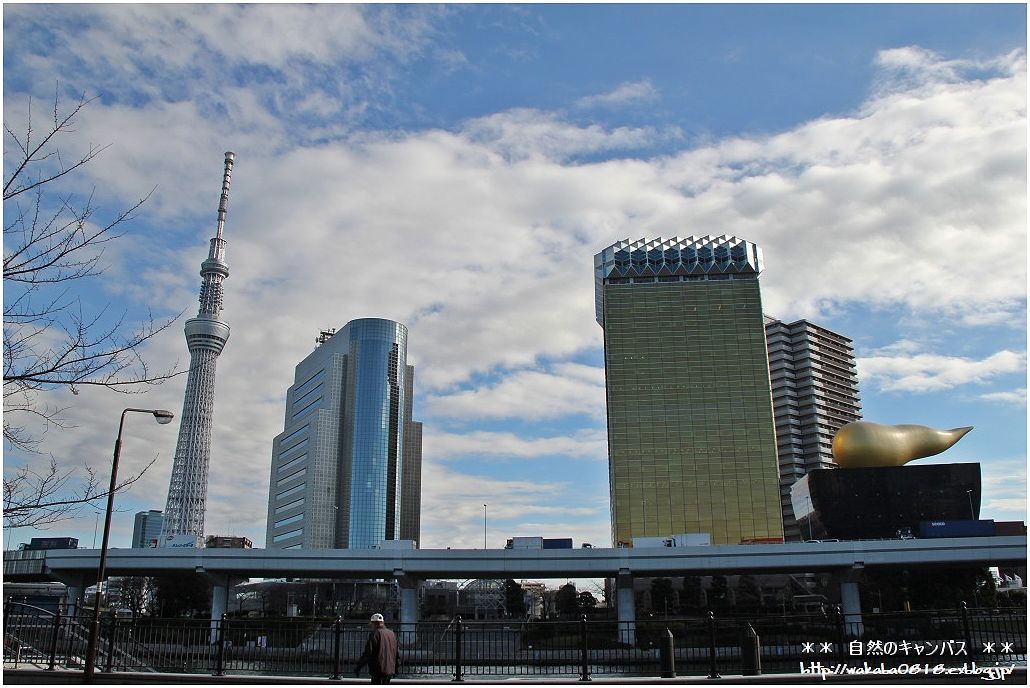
[292,397,322,421]
[278,439,309,460]
[277,454,307,474]
[279,424,310,446]
[276,469,307,487]
[274,513,305,528]
[292,381,324,408]
[276,483,305,500]
[274,498,304,514]
[272,528,303,543]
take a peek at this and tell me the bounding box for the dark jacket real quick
[357,626,399,677]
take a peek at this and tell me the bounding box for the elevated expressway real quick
[5,537,1025,638]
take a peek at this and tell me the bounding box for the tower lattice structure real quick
[160,152,235,542]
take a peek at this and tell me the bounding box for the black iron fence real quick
[4,603,1025,680]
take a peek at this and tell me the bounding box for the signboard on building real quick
[161,534,203,548]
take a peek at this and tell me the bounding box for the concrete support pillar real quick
[840,579,864,636]
[54,568,84,638]
[616,570,636,647]
[61,576,85,638]
[209,574,230,644]
[835,565,865,638]
[396,575,420,646]
[64,580,84,618]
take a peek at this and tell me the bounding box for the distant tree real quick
[3,88,179,528]
[862,566,1000,611]
[650,578,675,616]
[707,575,730,611]
[153,573,211,618]
[577,590,598,614]
[735,575,762,612]
[257,585,290,617]
[680,576,704,613]
[119,576,153,620]
[999,588,1025,608]
[555,583,579,617]
[503,579,527,618]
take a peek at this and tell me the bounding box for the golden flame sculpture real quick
[831,421,973,469]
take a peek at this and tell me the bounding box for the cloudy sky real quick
[3,4,1026,553]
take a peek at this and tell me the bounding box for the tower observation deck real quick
[160,152,235,543]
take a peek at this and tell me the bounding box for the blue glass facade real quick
[266,318,420,550]
[342,319,406,549]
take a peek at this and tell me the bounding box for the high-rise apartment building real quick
[266,318,422,550]
[400,365,423,543]
[131,510,163,548]
[765,318,862,540]
[595,236,783,546]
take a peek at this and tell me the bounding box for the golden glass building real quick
[595,236,784,546]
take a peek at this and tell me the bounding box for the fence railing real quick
[4,603,1025,679]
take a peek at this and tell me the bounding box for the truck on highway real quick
[632,533,711,548]
[376,539,416,550]
[918,520,995,538]
[504,537,574,549]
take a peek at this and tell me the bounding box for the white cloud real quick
[981,458,1028,523]
[427,364,605,421]
[873,46,1026,94]
[980,388,1028,406]
[463,108,669,160]
[426,428,606,460]
[3,4,445,153]
[418,460,609,548]
[858,349,1026,393]
[576,79,659,109]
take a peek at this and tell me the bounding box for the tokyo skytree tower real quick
[160,152,235,542]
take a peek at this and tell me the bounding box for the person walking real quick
[355,613,400,684]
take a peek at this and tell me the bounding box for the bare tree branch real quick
[3,456,157,529]
[3,87,182,522]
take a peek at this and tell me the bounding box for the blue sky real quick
[3,4,1026,553]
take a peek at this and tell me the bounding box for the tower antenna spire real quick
[215,152,233,241]
[160,151,236,544]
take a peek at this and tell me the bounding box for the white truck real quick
[632,533,711,548]
[506,536,544,550]
[376,539,416,550]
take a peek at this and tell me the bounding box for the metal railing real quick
[4,603,1025,679]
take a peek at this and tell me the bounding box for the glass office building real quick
[131,510,164,548]
[595,236,784,546]
[266,318,423,550]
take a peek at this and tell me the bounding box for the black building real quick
[23,537,78,550]
[791,463,981,540]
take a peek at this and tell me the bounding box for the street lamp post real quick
[483,504,488,549]
[966,489,976,520]
[83,408,174,682]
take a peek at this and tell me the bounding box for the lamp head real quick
[153,410,175,424]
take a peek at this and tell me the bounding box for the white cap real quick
[370,613,384,622]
